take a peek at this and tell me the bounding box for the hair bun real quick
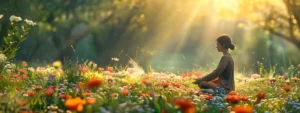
[229,44,235,50]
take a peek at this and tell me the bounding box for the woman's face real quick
[216,41,224,52]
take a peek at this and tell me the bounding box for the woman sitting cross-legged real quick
[193,35,235,94]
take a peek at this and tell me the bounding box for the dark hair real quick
[217,35,235,50]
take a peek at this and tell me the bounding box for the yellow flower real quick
[52,61,62,68]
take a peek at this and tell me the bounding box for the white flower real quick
[0,53,7,63]
[9,15,22,22]
[24,19,37,26]
[0,14,3,19]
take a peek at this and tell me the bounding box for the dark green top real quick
[201,53,235,91]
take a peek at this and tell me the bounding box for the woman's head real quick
[216,35,235,52]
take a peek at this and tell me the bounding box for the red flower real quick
[45,86,55,97]
[60,94,72,99]
[229,91,238,95]
[283,86,291,92]
[161,82,169,88]
[87,78,102,89]
[256,92,266,100]
[201,93,213,100]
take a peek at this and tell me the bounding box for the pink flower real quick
[37,67,46,74]
[104,71,114,76]
[127,68,136,74]
[250,74,260,79]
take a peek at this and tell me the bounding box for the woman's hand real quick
[193,77,202,84]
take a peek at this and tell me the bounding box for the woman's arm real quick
[199,56,228,81]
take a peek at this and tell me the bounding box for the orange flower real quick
[200,93,213,100]
[292,77,300,82]
[171,82,180,88]
[142,80,152,86]
[111,93,118,98]
[65,97,86,112]
[18,69,28,75]
[98,67,105,72]
[283,86,291,92]
[78,82,86,89]
[22,61,28,67]
[107,67,114,72]
[231,104,253,113]
[225,95,240,104]
[174,98,196,113]
[10,73,19,78]
[256,92,266,100]
[229,91,238,95]
[87,78,102,89]
[122,89,129,96]
[45,86,55,97]
[161,82,169,88]
[25,91,36,97]
[16,100,27,106]
[82,92,92,97]
[60,94,72,99]
[81,67,88,73]
[22,75,29,80]
[140,93,149,98]
[87,98,96,104]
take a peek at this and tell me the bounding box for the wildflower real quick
[0,14,3,19]
[229,91,238,95]
[82,92,92,97]
[65,97,86,112]
[16,100,27,106]
[18,69,28,75]
[98,67,105,72]
[87,78,102,89]
[111,57,119,61]
[53,61,62,68]
[60,94,72,99]
[201,93,213,100]
[122,89,129,96]
[45,86,56,97]
[107,66,114,72]
[87,98,96,104]
[231,104,253,113]
[174,98,196,113]
[27,67,35,72]
[256,92,266,100]
[22,61,28,67]
[161,82,169,88]
[9,15,22,22]
[284,86,291,92]
[292,77,299,82]
[225,95,240,104]
[269,78,276,84]
[37,67,46,74]
[111,93,118,98]
[25,90,36,97]
[250,74,260,79]
[0,53,7,62]
[24,19,37,26]
[78,82,86,89]
[80,67,88,73]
